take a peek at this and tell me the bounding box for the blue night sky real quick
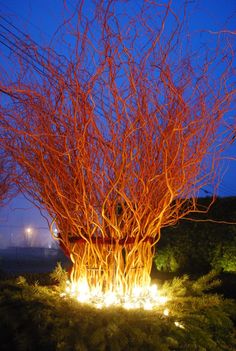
[0,0,235,247]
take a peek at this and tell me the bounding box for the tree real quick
[0,1,235,296]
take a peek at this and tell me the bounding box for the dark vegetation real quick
[154,197,236,299]
[155,197,236,274]
[0,271,236,351]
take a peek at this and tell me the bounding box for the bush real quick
[154,197,236,274]
[211,238,236,272]
[0,272,235,350]
[50,262,68,289]
[154,246,181,273]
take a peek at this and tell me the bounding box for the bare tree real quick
[0,1,235,295]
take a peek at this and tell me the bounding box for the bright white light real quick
[26,227,32,235]
[149,284,158,297]
[133,286,142,297]
[70,282,77,295]
[104,291,116,306]
[158,296,168,304]
[77,293,88,303]
[25,227,34,246]
[124,302,134,310]
[95,303,103,309]
[163,308,169,316]
[174,321,185,329]
[143,300,153,310]
[79,279,90,294]
[62,280,169,310]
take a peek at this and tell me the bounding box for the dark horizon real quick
[1,194,236,249]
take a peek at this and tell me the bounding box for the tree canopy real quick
[0,1,235,295]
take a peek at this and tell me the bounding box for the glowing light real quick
[163,308,169,316]
[158,296,168,304]
[26,227,32,235]
[123,301,140,309]
[70,283,76,295]
[78,279,90,294]
[149,284,158,297]
[123,302,134,310]
[95,303,103,309]
[77,293,88,303]
[62,280,169,310]
[174,321,185,329]
[104,291,116,306]
[133,286,142,297]
[143,300,153,310]
[25,227,34,246]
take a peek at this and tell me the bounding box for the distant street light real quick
[25,227,33,247]
[26,227,32,235]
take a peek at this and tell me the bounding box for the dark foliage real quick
[154,197,236,274]
[0,272,235,351]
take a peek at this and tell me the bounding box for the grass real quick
[0,269,235,351]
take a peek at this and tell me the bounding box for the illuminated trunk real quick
[68,238,154,295]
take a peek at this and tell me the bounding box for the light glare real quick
[62,280,169,310]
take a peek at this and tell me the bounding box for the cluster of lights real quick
[61,280,168,310]
[60,280,185,329]
[61,279,169,310]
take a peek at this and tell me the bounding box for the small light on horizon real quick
[26,227,32,235]
[25,227,34,247]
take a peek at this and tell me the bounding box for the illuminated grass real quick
[0,272,235,351]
